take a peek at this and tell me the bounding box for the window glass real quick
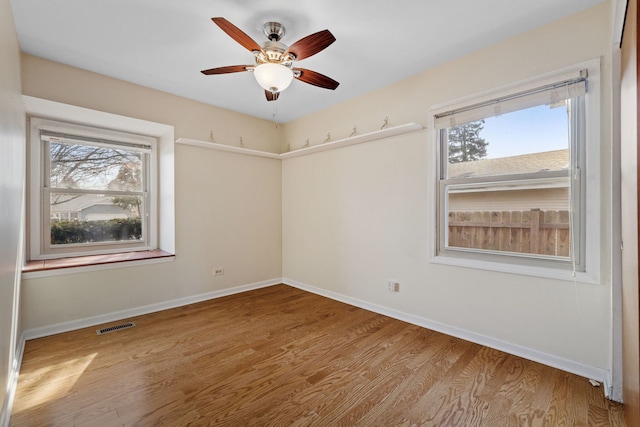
[49,193,143,245]
[49,141,143,191]
[445,104,570,179]
[43,137,148,252]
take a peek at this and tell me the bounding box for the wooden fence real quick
[448,209,570,257]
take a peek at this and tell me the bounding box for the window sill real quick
[430,253,599,284]
[22,249,175,279]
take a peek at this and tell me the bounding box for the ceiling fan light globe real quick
[254,63,293,93]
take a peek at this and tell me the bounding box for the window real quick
[432,61,600,279]
[29,118,158,260]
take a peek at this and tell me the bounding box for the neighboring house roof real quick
[50,193,131,214]
[50,194,110,213]
[448,149,569,179]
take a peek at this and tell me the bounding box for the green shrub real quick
[50,218,142,244]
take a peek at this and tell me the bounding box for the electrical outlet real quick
[214,268,224,276]
[387,281,399,292]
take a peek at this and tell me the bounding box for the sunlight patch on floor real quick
[13,352,98,412]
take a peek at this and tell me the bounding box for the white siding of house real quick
[448,188,569,212]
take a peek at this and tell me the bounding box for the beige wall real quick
[0,0,25,422]
[282,2,614,374]
[20,58,283,331]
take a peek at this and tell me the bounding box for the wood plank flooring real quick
[10,284,625,426]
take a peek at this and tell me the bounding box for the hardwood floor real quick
[11,284,624,426]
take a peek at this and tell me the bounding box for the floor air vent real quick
[96,322,136,335]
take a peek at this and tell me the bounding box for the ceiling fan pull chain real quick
[272,105,279,128]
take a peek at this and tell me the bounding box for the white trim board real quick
[280,123,424,158]
[175,139,281,159]
[282,278,614,400]
[1,335,24,427]
[23,278,281,340]
[176,122,424,159]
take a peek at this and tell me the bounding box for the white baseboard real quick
[1,334,25,427]
[283,277,613,396]
[23,278,282,340]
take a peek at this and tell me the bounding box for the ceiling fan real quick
[201,18,339,102]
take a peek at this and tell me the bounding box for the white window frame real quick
[429,59,601,283]
[28,117,158,260]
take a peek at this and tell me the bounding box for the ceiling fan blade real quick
[294,68,340,90]
[201,65,253,75]
[265,90,280,102]
[211,17,263,53]
[285,30,336,61]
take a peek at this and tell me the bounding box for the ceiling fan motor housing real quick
[263,22,285,41]
[258,40,290,63]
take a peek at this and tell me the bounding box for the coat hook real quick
[287,144,291,152]
[381,116,389,130]
[209,131,215,142]
[303,138,310,148]
[349,126,357,137]
[240,137,244,147]
[323,133,331,143]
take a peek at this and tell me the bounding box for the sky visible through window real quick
[479,104,569,159]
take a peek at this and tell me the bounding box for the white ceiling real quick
[11,0,606,123]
